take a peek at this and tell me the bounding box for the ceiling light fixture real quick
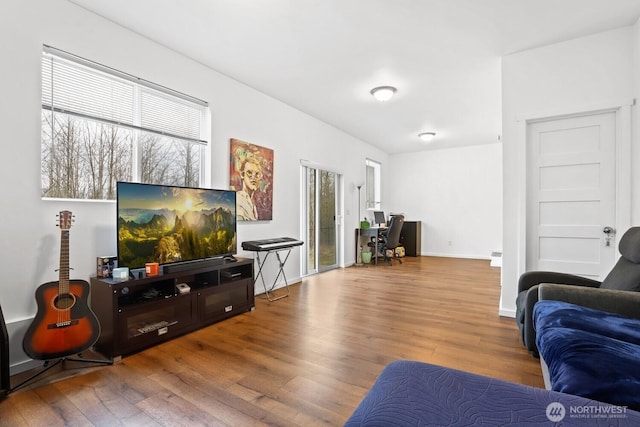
[418,132,436,142]
[370,86,397,102]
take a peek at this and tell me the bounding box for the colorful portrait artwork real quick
[229,139,274,221]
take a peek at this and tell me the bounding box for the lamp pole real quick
[356,184,364,266]
[357,184,363,224]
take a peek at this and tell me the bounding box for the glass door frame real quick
[300,161,343,276]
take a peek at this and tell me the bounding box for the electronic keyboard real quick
[241,237,304,252]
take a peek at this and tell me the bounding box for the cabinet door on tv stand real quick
[90,277,117,357]
[116,294,196,355]
[198,279,253,323]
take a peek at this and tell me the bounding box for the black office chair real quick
[371,215,404,265]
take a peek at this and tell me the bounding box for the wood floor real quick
[0,256,543,426]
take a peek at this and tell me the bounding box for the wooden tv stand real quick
[90,258,254,359]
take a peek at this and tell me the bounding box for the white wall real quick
[0,0,524,373]
[0,0,389,371]
[387,143,503,259]
[500,26,637,316]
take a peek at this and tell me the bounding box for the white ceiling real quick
[68,0,640,154]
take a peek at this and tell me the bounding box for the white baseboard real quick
[499,308,516,318]
[6,317,42,375]
[353,253,496,262]
[423,252,491,261]
[254,275,302,296]
[490,251,502,267]
[11,359,42,375]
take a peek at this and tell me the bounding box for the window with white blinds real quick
[365,158,381,210]
[41,45,209,200]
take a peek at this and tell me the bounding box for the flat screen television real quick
[116,182,237,270]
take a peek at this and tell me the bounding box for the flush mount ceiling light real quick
[370,86,397,102]
[418,132,436,142]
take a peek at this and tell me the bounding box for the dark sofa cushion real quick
[534,300,640,345]
[537,326,640,410]
[601,227,640,291]
[600,257,640,291]
[618,226,640,264]
[534,301,640,410]
[515,288,527,323]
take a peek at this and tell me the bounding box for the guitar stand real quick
[254,248,292,302]
[8,353,112,394]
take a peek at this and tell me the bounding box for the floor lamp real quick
[356,184,364,266]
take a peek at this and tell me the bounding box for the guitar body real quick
[23,279,100,360]
[23,210,100,361]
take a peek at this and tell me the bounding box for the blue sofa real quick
[345,360,640,426]
[534,283,640,412]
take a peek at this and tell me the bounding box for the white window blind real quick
[41,45,209,200]
[41,45,207,144]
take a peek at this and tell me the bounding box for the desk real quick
[355,227,387,265]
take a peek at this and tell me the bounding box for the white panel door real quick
[526,111,616,279]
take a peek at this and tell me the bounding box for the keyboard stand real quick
[253,248,292,301]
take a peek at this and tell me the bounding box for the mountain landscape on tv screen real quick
[118,206,236,268]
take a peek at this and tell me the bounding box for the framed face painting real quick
[229,138,274,221]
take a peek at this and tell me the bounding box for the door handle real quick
[603,226,616,247]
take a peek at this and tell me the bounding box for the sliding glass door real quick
[302,164,340,275]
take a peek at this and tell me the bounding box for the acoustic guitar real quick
[23,211,100,360]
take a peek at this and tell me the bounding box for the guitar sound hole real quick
[55,293,76,310]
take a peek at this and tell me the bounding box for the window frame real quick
[365,158,381,211]
[41,45,210,200]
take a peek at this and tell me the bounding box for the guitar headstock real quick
[57,211,74,231]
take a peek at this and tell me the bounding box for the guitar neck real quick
[59,229,70,295]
